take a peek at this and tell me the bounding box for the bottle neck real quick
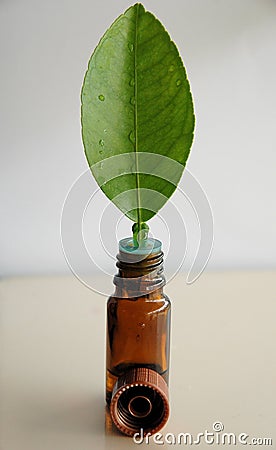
[113,250,165,298]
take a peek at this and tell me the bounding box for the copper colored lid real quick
[110,367,169,437]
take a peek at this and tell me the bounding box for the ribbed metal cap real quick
[110,367,169,437]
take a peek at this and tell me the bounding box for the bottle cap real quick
[110,367,169,436]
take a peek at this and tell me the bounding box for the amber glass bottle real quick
[106,237,171,436]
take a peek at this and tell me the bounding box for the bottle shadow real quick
[18,390,105,436]
[13,388,134,446]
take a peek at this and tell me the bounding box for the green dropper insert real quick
[119,222,162,256]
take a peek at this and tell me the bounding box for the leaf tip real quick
[125,2,146,15]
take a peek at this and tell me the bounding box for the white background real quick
[1,0,275,277]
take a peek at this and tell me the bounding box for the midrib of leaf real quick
[134,4,141,228]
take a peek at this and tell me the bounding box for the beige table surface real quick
[0,271,275,449]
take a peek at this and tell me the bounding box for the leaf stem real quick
[132,222,149,247]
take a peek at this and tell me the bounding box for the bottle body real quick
[106,290,171,404]
[105,238,171,436]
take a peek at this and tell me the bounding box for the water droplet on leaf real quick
[168,64,175,72]
[129,131,135,144]
[98,94,105,101]
[99,139,104,146]
[176,80,181,87]
[128,43,134,52]
[129,78,135,87]
[130,97,135,106]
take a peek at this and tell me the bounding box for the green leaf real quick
[81,3,195,225]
